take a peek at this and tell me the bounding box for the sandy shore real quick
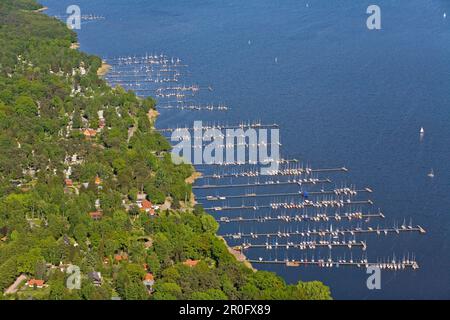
[97,61,111,76]
[147,109,160,123]
[218,236,256,271]
[34,6,48,13]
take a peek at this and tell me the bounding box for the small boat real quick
[428,169,435,178]
[420,127,425,135]
[444,13,447,18]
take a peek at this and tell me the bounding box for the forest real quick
[0,0,332,300]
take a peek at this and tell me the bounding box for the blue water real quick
[41,0,450,299]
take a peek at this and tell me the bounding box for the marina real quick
[52,0,448,299]
[101,51,428,276]
[100,52,428,275]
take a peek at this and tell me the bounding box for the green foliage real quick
[0,0,331,301]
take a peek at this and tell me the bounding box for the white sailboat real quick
[428,168,435,178]
[420,127,425,135]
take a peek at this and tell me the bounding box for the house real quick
[183,259,200,267]
[114,253,128,262]
[136,192,147,202]
[139,199,155,216]
[65,179,73,187]
[143,273,154,288]
[83,128,97,138]
[94,176,102,186]
[88,271,102,286]
[99,118,106,129]
[89,211,103,220]
[26,279,45,289]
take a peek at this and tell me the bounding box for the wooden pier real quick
[236,240,367,251]
[247,258,419,270]
[197,187,372,201]
[217,211,384,223]
[204,199,373,211]
[223,225,426,239]
[157,122,279,133]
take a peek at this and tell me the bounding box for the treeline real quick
[0,0,332,300]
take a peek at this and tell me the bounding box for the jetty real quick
[217,211,384,223]
[193,178,332,189]
[223,225,426,239]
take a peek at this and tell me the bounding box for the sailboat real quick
[428,169,435,178]
[420,127,425,135]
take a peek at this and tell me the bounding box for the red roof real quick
[141,199,153,209]
[94,176,102,185]
[183,259,200,267]
[65,179,73,186]
[144,273,154,281]
[28,279,45,287]
[114,253,128,262]
[89,211,103,219]
[83,129,97,137]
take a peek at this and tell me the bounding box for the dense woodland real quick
[0,0,331,300]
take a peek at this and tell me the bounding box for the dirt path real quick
[4,274,27,295]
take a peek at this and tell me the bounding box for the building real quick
[114,253,128,262]
[83,128,97,138]
[88,271,102,286]
[136,192,147,202]
[143,273,154,288]
[183,259,200,267]
[64,178,73,187]
[94,176,102,185]
[26,279,45,289]
[139,199,155,216]
[89,211,103,220]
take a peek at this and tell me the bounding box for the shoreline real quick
[34,6,48,13]
[97,61,112,76]
[62,16,257,272]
